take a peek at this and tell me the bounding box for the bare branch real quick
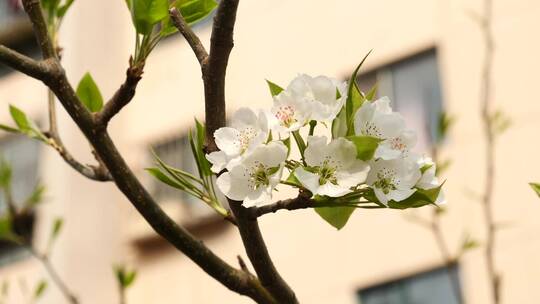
[229,201,299,304]
[169,8,209,65]
[96,60,145,127]
[250,195,313,218]
[0,45,53,80]
[21,0,56,59]
[479,0,501,302]
[203,0,239,152]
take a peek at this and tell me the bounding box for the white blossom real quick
[354,97,416,160]
[285,74,347,121]
[415,156,446,204]
[295,136,370,197]
[216,141,287,207]
[366,157,421,205]
[269,92,311,134]
[206,108,268,173]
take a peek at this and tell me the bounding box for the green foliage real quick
[315,206,355,230]
[489,109,512,136]
[346,136,381,161]
[0,159,12,189]
[114,265,137,288]
[344,50,372,136]
[0,105,47,143]
[33,280,47,300]
[76,73,104,113]
[147,121,228,217]
[161,0,218,36]
[387,185,443,209]
[50,218,64,244]
[436,112,454,143]
[266,80,284,97]
[24,185,46,208]
[41,0,75,25]
[0,216,13,240]
[530,183,540,198]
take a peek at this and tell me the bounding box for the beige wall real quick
[1,0,540,303]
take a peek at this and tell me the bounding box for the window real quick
[151,130,225,220]
[357,266,461,304]
[0,1,40,77]
[356,50,444,152]
[0,136,41,265]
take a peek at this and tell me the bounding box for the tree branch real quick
[229,201,299,303]
[95,60,145,127]
[169,8,209,65]
[479,0,501,302]
[250,195,313,218]
[203,0,238,152]
[0,45,53,80]
[13,2,275,303]
[22,0,56,59]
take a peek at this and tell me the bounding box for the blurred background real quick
[1,0,540,303]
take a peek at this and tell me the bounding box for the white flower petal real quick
[216,172,250,201]
[318,182,352,197]
[206,151,228,173]
[295,167,321,195]
[214,127,241,156]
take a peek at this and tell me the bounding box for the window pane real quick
[358,266,461,304]
[390,51,443,151]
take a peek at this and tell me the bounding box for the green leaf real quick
[146,168,185,190]
[41,0,61,16]
[114,265,137,288]
[0,124,20,133]
[331,107,347,139]
[25,185,46,207]
[346,136,380,161]
[266,79,284,96]
[0,216,12,239]
[530,183,540,198]
[194,119,211,176]
[128,0,170,34]
[57,0,75,18]
[50,218,64,243]
[9,105,31,132]
[33,280,47,299]
[315,206,355,230]
[345,50,372,135]
[365,84,378,101]
[179,0,218,23]
[461,236,480,251]
[291,130,306,157]
[387,185,443,209]
[76,72,103,112]
[0,159,12,189]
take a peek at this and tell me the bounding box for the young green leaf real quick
[345,136,381,161]
[9,105,31,132]
[76,72,103,112]
[530,183,540,198]
[0,124,20,134]
[0,159,12,189]
[345,50,372,135]
[266,79,284,96]
[365,83,378,101]
[146,168,186,190]
[387,185,443,209]
[0,216,12,239]
[25,185,46,207]
[57,0,75,18]
[177,0,218,24]
[114,265,137,288]
[50,217,64,244]
[33,280,47,299]
[331,107,347,139]
[129,0,169,34]
[315,206,355,230]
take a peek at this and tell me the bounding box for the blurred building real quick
[1,0,540,303]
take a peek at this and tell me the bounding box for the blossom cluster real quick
[206,74,444,210]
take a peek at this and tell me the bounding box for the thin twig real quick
[250,195,313,218]
[96,59,145,127]
[26,247,79,304]
[479,0,501,302]
[0,45,53,80]
[169,8,209,65]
